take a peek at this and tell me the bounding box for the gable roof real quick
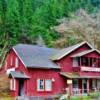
[50,41,93,60]
[71,49,100,57]
[13,44,60,69]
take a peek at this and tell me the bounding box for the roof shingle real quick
[13,44,60,69]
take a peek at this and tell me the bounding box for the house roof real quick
[13,44,60,69]
[71,49,100,57]
[50,41,93,60]
[60,72,100,79]
[9,71,29,79]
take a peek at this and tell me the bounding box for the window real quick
[11,57,13,66]
[45,79,52,91]
[37,79,52,91]
[15,57,19,68]
[10,79,16,91]
[73,58,78,67]
[37,79,44,91]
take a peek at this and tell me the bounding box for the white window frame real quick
[45,79,52,91]
[37,79,52,92]
[15,57,19,68]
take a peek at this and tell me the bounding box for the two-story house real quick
[2,41,100,97]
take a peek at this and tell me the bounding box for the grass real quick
[0,97,14,100]
[71,95,91,100]
[58,92,100,100]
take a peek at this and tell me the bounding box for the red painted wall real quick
[5,49,67,96]
[58,44,91,72]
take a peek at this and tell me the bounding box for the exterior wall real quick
[26,69,67,96]
[4,49,29,96]
[5,49,68,96]
[84,51,100,58]
[58,44,91,72]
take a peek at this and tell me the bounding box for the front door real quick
[18,79,25,96]
[82,79,87,94]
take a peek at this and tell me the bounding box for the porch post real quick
[67,79,73,96]
[87,79,89,94]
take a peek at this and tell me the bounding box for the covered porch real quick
[60,72,100,95]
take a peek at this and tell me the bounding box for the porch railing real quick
[66,88,100,95]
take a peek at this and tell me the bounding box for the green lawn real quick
[59,92,100,100]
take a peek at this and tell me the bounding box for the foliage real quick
[0,0,99,58]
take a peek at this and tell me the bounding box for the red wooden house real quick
[3,41,100,97]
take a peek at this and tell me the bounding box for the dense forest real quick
[0,0,100,63]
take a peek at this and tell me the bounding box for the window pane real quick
[45,80,52,91]
[15,57,18,68]
[37,79,44,91]
[73,58,78,67]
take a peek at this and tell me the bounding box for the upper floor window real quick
[11,57,13,66]
[73,58,78,67]
[37,79,52,92]
[15,57,19,68]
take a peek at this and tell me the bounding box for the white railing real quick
[81,66,100,72]
[72,88,100,95]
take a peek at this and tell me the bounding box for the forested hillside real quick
[0,0,100,62]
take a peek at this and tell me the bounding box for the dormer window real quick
[15,57,19,68]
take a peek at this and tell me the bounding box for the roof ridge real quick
[50,41,93,60]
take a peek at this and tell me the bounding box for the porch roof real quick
[60,72,100,79]
[9,71,30,79]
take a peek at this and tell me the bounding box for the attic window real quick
[15,57,19,68]
[11,57,13,66]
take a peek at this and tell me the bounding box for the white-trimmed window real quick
[37,79,44,91]
[10,79,16,91]
[15,57,19,68]
[45,79,52,91]
[37,79,52,91]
